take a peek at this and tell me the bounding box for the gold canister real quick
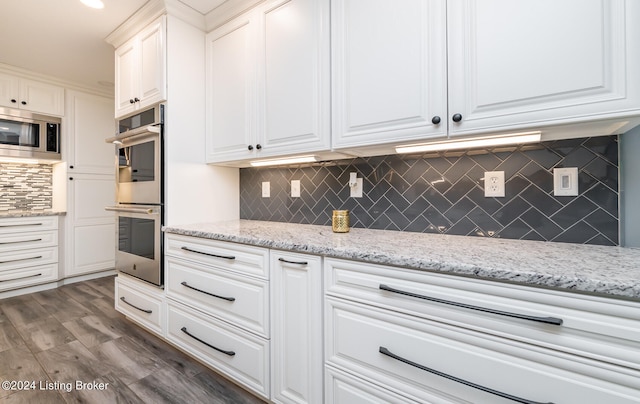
[332,210,350,233]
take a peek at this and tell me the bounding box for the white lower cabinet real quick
[114,273,165,337]
[166,300,270,398]
[271,251,323,404]
[0,216,59,292]
[324,258,640,403]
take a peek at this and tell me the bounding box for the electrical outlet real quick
[350,178,363,198]
[291,180,300,198]
[553,167,578,196]
[262,181,270,198]
[484,171,505,197]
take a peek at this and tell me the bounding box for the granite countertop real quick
[0,210,66,218]
[163,220,640,300]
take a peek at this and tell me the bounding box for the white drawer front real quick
[325,258,640,371]
[166,301,269,399]
[0,230,57,253]
[325,366,419,404]
[165,234,269,279]
[0,263,58,292]
[326,298,640,404]
[0,216,58,234]
[165,256,269,338]
[115,276,165,336]
[0,247,57,271]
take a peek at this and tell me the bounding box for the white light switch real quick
[262,181,270,198]
[291,180,300,198]
[553,167,578,196]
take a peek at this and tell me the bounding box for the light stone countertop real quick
[0,210,66,218]
[163,220,640,300]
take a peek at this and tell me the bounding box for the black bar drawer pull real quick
[0,255,42,264]
[278,257,308,265]
[180,281,235,302]
[379,284,562,326]
[181,246,235,260]
[181,327,235,356]
[0,238,42,245]
[120,297,152,314]
[0,223,43,228]
[379,347,553,404]
[0,273,42,283]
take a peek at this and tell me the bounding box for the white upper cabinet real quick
[0,72,64,116]
[332,0,640,152]
[447,0,640,136]
[331,0,447,150]
[206,0,331,165]
[115,16,166,118]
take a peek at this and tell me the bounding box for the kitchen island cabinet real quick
[332,0,640,155]
[162,220,640,403]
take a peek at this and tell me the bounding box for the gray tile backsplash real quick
[0,163,53,211]
[240,136,619,245]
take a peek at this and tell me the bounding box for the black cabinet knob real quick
[256,144,262,150]
[129,99,135,104]
[69,177,74,181]
[69,165,74,169]
[452,113,462,123]
[21,101,27,105]
[10,99,16,103]
[247,145,254,151]
[431,116,441,125]
[134,97,140,102]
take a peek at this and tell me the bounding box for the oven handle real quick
[105,206,158,215]
[105,123,161,144]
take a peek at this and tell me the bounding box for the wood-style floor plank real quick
[16,315,76,352]
[58,283,105,303]
[1,296,50,327]
[0,310,25,353]
[0,345,50,399]
[32,289,94,323]
[62,315,122,349]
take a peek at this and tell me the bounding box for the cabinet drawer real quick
[0,230,57,253]
[165,234,269,279]
[326,298,640,404]
[326,366,418,404]
[325,258,640,371]
[166,301,269,399]
[0,247,57,272]
[0,216,58,234]
[165,256,269,338]
[115,275,165,336]
[0,263,58,292]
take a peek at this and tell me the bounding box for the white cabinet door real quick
[206,10,257,163]
[447,0,640,136]
[114,38,138,117]
[138,17,166,110]
[331,0,447,150]
[65,173,115,278]
[258,0,330,158]
[114,16,166,118]
[0,72,64,116]
[271,251,323,404]
[65,91,115,174]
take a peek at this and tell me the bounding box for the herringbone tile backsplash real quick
[240,136,619,245]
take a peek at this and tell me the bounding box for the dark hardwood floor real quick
[0,276,266,404]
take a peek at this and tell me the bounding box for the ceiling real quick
[0,0,226,93]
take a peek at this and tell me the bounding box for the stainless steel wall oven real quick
[106,104,164,286]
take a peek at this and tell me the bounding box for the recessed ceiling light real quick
[81,0,104,9]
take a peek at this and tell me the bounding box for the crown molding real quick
[204,0,264,31]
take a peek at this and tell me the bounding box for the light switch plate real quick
[553,167,578,196]
[291,180,300,198]
[262,181,270,198]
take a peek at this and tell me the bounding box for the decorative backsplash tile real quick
[0,163,53,211]
[240,136,619,246]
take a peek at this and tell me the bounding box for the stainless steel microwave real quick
[0,107,61,160]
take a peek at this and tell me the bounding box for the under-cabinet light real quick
[250,155,317,167]
[395,131,542,154]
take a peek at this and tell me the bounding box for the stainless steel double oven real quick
[106,104,164,286]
